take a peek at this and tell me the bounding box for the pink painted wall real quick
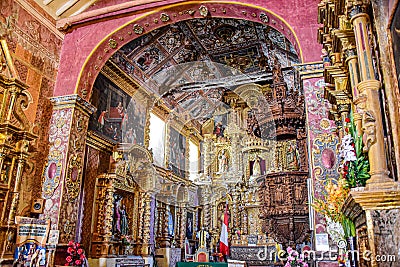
[55,0,322,98]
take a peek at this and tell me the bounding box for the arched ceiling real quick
[108,17,299,124]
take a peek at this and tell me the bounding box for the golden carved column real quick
[202,186,212,228]
[349,5,397,190]
[232,191,240,231]
[179,203,187,246]
[140,193,153,255]
[345,47,363,134]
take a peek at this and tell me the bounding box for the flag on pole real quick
[219,203,229,256]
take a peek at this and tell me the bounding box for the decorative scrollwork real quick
[65,154,82,201]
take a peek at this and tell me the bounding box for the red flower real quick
[76,243,80,248]
[66,256,73,263]
[68,241,74,246]
[67,247,75,254]
[77,248,83,255]
[345,118,350,123]
[80,254,86,260]
[75,260,82,265]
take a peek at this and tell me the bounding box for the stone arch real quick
[54,1,310,100]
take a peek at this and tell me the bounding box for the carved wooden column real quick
[232,191,240,231]
[345,47,363,134]
[139,193,153,255]
[201,185,212,228]
[91,174,115,257]
[179,203,187,246]
[156,201,171,248]
[349,4,397,190]
[40,95,95,244]
[175,206,183,248]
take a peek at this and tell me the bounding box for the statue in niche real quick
[252,157,261,177]
[218,149,229,173]
[120,204,129,236]
[113,195,129,237]
[286,142,299,170]
[275,186,284,205]
[113,195,122,235]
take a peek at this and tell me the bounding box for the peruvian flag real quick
[219,203,229,256]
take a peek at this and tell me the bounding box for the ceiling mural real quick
[109,17,299,126]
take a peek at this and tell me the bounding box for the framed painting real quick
[169,127,186,178]
[89,74,147,145]
[186,211,194,239]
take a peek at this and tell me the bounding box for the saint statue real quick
[252,157,261,176]
[120,204,129,236]
[218,150,229,173]
[113,199,121,234]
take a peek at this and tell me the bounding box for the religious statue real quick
[362,110,376,153]
[120,204,129,236]
[113,198,122,235]
[286,142,299,170]
[113,195,129,237]
[218,149,229,173]
[252,157,261,176]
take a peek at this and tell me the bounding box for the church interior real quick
[0,0,399,266]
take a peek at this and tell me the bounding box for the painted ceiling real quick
[109,17,300,124]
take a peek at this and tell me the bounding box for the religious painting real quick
[186,211,194,239]
[169,127,186,178]
[89,74,146,145]
[123,97,147,146]
[391,4,400,90]
[213,112,228,138]
[167,206,175,237]
[134,44,165,73]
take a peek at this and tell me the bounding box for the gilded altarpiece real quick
[91,144,159,258]
[0,40,37,260]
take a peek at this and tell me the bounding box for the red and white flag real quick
[219,203,229,256]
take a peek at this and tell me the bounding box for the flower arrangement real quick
[311,177,355,238]
[121,235,132,245]
[283,247,308,267]
[341,115,370,187]
[65,241,86,266]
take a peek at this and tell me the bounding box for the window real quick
[149,113,166,167]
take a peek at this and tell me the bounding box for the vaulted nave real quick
[0,0,399,266]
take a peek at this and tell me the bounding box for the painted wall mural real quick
[89,74,146,145]
[169,127,186,178]
[303,78,339,240]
